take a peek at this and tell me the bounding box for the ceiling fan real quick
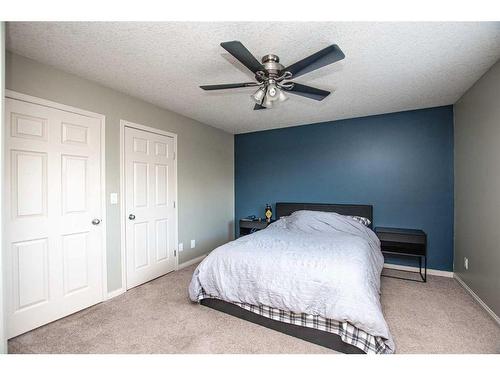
[200,41,345,110]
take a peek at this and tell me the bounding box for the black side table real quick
[375,227,427,282]
[239,219,275,237]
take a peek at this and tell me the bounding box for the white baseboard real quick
[177,253,208,270]
[383,263,454,278]
[106,287,126,300]
[454,274,500,326]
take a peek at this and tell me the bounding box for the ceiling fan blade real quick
[286,83,330,101]
[200,82,258,90]
[283,44,345,78]
[220,41,264,73]
[253,103,267,110]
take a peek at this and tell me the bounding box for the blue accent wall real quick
[235,106,454,271]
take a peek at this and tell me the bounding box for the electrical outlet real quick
[464,257,469,270]
[191,239,196,249]
[178,243,183,252]
[110,193,118,205]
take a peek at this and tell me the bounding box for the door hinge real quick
[174,249,177,257]
[173,151,176,160]
[173,200,176,208]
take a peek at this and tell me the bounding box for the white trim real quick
[383,263,454,278]
[4,90,108,301]
[119,123,127,292]
[99,108,107,300]
[119,120,179,291]
[0,22,6,354]
[177,254,208,270]
[5,90,105,120]
[106,287,126,300]
[454,274,500,326]
[121,120,178,139]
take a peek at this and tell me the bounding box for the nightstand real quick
[239,219,275,237]
[375,227,427,282]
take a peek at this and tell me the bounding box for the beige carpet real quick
[8,264,500,354]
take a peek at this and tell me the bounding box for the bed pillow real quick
[283,210,372,233]
[284,210,351,233]
[348,215,371,227]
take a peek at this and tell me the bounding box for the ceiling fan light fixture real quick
[252,86,267,104]
[266,82,280,101]
[262,95,274,108]
[278,89,288,103]
[265,82,287,106]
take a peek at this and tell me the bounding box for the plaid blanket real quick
[197,291,393,354]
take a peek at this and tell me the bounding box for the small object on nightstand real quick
[239,218,275,237]
[265,204,273,223]
[375,227,427,282]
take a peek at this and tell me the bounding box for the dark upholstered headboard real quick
[275,202,373,228]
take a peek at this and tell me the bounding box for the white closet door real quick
[5,98,104,338]
[124,126,177,289]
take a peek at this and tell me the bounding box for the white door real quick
[5,97,104,338]
[124,126,177,289]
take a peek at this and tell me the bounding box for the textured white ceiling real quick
[6,22,500,134]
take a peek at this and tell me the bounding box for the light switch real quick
[110,193,118,204]
[178,243,184,252]
[191,239,196,249]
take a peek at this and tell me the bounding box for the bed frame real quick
[200,202,373,354]
[276,202,373,228]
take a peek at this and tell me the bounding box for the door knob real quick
[92,218,101,225]
[129,214,136,220]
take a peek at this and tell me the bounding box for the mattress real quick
[189,210,395,353]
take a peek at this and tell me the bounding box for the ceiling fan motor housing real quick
[261,54,284,77]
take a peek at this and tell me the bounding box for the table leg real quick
[424,255,427,282]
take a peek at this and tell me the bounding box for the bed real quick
[189,202,394,354]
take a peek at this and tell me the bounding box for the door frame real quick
[119,120,178,292]
[3,89,108,300]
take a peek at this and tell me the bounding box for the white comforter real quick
[189,210,394,352]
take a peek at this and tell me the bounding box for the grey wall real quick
[5,52,235,293]
[454,59,500,317]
